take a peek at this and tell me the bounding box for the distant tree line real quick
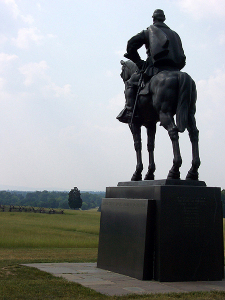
[3,189,225,215]
[0,190,104,210]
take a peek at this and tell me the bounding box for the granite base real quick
[97,180,224,281]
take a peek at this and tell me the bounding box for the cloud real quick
[196,69,225,130]
[36,3,42,11]
[19,60,48,86]
[198,69,225,104]
[0,34,8,45]
[47,34,57,39]
[0,52,18,63]
[3,0,34,24]
[194,69,225,187]
[12,27,44,49]
[218,34,225,45]
[0,78,5,90]
[18,60,75,99]
[45,83,74,98]
[177,0,225,18]
[0,53,18,73]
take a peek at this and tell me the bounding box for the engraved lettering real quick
[176,196,207,228]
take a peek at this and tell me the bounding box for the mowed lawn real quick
[0,210,225,300]
[0,209,99,263]
[0,209,99,249]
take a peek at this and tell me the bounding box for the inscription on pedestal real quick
[154,186,223,281]
[177,196,207,228]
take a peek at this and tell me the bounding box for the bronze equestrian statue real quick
[117,9,200,181]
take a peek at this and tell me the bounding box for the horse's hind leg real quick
[186,114,200,180]
[159,111,182,179]
[186,83,200,180]
[144,123,156,180]
[129,123,143,181]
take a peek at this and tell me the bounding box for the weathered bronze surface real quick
[117,9,200,182]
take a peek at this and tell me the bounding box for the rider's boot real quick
[117,86,137,123]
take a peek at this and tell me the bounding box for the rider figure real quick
[117,9,186,123]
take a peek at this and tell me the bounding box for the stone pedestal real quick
[97,180,224,281]
[97,198,155,280]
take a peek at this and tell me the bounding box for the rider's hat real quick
[152,9,166,22]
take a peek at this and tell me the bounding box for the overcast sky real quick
[0,0,224,191]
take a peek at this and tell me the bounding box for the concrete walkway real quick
[23,263,225,296]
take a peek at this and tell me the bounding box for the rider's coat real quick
[126,21,186,76]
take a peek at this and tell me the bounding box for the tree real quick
[68,187,82,209]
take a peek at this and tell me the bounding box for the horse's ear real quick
[120,60,125,65]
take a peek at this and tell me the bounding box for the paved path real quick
[23,263,225,296]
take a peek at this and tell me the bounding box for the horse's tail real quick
[176,72,193,132]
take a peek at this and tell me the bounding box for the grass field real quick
[0,209,100,248]
[0,209,225,300]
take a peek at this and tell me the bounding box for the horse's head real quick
[120,60,138,83]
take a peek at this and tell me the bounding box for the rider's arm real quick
[124,31,146,68]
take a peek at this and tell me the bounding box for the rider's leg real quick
[125,84,138,111]
[117,73,140,123]
[125,72,151,111]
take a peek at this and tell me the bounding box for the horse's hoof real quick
[131,171,142,181]
[186,171,199,181]
[144,172,154,180]
[167,170,180,180]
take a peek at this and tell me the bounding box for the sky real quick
[0,0,224,191]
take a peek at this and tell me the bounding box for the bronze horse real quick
[120,60,200,181]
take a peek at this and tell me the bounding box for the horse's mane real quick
[120,60,138,78]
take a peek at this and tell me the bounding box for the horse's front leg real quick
[159,112,182,179]
[144,123,156,180]
[129,123,143,181]
[186,114,200,180]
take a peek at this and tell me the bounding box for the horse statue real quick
[119,60,200,181]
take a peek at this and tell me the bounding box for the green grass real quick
[1,262,225,300]
[0,209,100,248]
[0,210,225,299]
